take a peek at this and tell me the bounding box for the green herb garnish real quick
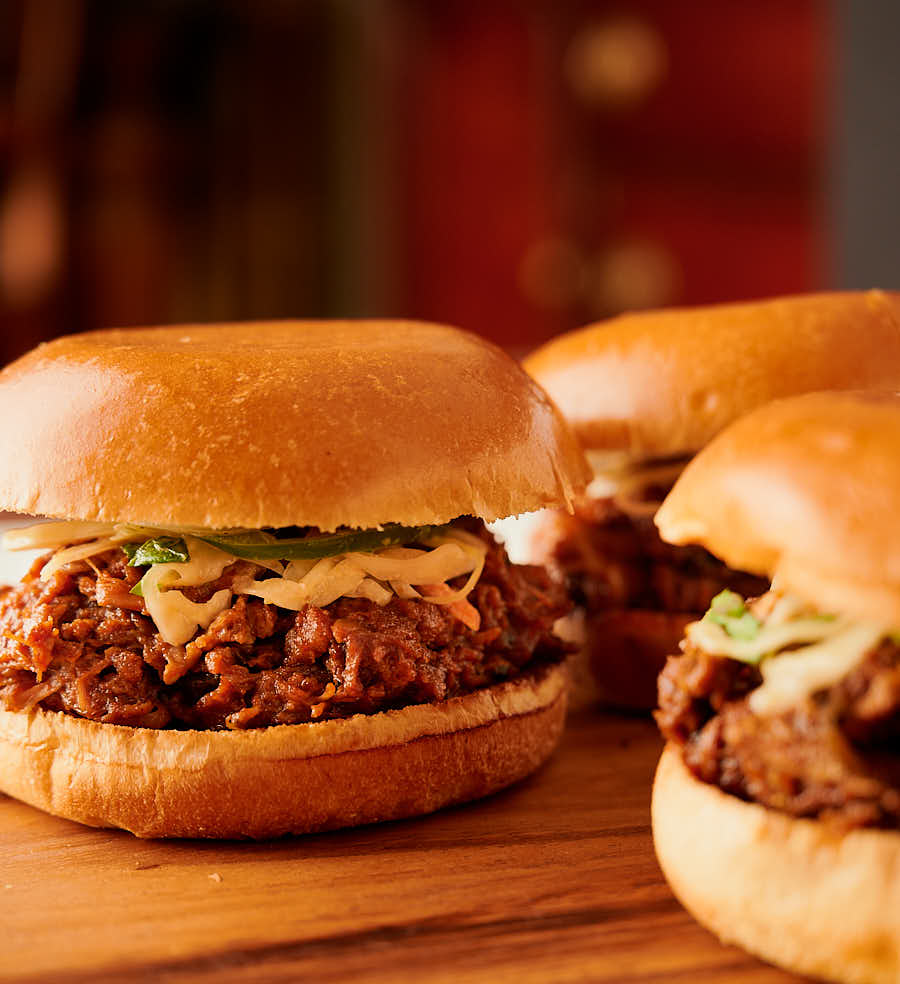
[705,589,761,641]
[197,524,437,560]
[123,536,190,567]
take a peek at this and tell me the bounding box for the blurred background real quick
[0,0,897,362]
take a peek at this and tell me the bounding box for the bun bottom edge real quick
[0,663,567,839]
[652,743,900,984]
[557,608,689,712]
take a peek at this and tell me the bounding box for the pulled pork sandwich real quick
[0,321,590,838]
[517,290,900,709]
[653,390,900,984]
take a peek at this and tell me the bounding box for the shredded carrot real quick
[310,682,337,719]
[418,582,481,631]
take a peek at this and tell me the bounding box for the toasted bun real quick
[653,743,900,983]
[0,321,589,531]
[657,390,900,626]
[584,609,691,709]
[538,607,689,711]
[0,663,567,838]
[525,291,900,461]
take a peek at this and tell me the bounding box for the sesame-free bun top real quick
[525,290,900,462]
[656,390,900,626]
[0,321,590,531]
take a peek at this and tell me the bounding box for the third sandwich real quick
[521,290,900,708]
[653,390,900,984]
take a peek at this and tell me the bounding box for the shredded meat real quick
[538,495,767,617]
[532,494,767,705]
[0,521,571,731]
[656,641,900,829]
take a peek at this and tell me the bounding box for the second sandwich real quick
[521,290,900,708]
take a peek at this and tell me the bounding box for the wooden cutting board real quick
[0,710,806,983]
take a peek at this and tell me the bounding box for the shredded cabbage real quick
[749,623,885,716]
[688,589,892,716]
[5,519,489,646]
[346,578,394,605]
[141,565,232,647]
[345,543,472,583]
[40,538,124,579]
[3,520,118,551]
[136,538,235,645]
[688,614,849,664]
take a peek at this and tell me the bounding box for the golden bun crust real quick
[656,390,900,625]
[525,290,900,460]
[653,744,900,984]
[0,664,567,838]
[0,321,589,530]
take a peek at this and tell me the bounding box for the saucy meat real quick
[539,495,766,618]
[532,493,768,707]
[0,522,570,731]
[657,642,900,829]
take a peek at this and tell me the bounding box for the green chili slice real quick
[196,524,437,560]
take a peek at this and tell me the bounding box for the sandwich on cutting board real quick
[653,389,900,984]
[0,320,590,838]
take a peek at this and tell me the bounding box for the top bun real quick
[0,321,590,531]
[525,291,900,462]
[656,390,900,625]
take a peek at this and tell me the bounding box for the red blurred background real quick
[0,0,829,362]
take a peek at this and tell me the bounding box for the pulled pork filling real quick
[657,592,900,829]
[0,522,570,731]
[540,494,766,622]
[536,488,768,676]
[533,487,767,708]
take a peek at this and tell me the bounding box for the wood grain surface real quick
[0,710,808,983]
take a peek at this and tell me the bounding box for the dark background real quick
[0,0,895,362]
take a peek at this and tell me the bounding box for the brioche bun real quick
[0,663,567,839]
[525,290,900,462]
[654,393,900,981]
[0,320,589,531]
[656,390,900,627]
[653,744,900,984]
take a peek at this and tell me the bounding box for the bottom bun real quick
[653,743,900,984]
[551,611,597,711]
[560,609,690,711]
[0,663,567,839]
